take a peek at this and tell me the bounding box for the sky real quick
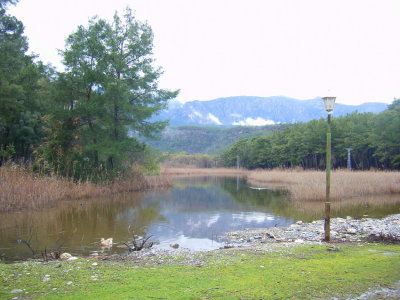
[9,0,400,105]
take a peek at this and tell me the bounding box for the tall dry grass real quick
[0,166,171,213]
[161,166,248,177]
[247,169,400,201]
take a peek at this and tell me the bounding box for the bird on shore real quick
[100,237,113,247]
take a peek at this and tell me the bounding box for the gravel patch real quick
[226,214,400,246]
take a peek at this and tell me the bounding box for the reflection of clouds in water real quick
[232,212,275,224]
[186,217,203,229]
[156,234,222,251]
[206,214,220,227]
[184,214,221,229]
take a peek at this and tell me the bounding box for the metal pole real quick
[346,148,352,170]
[325,113,331,242]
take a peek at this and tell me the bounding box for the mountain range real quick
[152,96,388,126]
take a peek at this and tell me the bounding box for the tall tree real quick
[41,9,178,180]
[0,1,47,163]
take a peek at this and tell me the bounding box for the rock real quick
[327,246,339,252]
[346,228,357,234]
[92,262,98,266]
[43,274,50,282]
[60,253,72,260]
[67,256,78,261]
[169,243,179,249]
[296,221,303,225]
[294,239,304,243]
[266,233,275,239]
[10,289,23,294]
[66,281,73,285]
[224,214,400,246]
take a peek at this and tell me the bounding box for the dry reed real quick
[0,166,171,213]
[247,169,400,201]
[161,166,247,177]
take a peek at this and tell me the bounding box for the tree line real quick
[221,100,400,170]
[0,1,178,181]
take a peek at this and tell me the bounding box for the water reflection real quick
[0,176,399,261]
[143,177,292,250]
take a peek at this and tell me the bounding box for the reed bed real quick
[161,166,247,177]
[0,166,171,213]
[247,169,400,201]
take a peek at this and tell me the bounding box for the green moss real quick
[1,244,399,299]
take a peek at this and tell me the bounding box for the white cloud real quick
[207,113,222,125]
[233,117,275,126]
[188,108,203,120]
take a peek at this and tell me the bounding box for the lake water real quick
[1,176,399,261]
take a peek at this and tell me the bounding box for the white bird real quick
[249,186,270,190]
[100,237,113,247]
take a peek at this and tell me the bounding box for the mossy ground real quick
[1,243,399,299]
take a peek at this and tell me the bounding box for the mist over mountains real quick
[153,96,388,126]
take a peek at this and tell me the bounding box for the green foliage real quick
[0,4,49,163]
[162,152,222,168]
[222,103,400,170]
[373,100,400,168]
[146,125,283,154]
[36,9,178,181]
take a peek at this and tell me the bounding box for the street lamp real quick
[322,96,336,242]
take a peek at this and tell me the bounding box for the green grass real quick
[1,243,399,299]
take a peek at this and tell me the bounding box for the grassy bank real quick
[0,166,171,213]
[248,169,400,201]
[0,243,399,299]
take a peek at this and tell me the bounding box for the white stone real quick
[346,228,357,234]
[67,257,78,261]
[60,253,72,260]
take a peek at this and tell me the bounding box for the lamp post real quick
[322,96,336,242]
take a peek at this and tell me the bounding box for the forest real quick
[0,1,178,181]
[221,101,400,170]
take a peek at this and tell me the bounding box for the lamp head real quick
[322,96,336,114]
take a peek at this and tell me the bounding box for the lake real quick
[1,176,399,261]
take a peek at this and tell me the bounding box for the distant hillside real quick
[152,96,388,126]
[145,125,284,154]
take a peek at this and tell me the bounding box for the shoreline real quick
[2,214,399,299]
[99,214,400,264]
